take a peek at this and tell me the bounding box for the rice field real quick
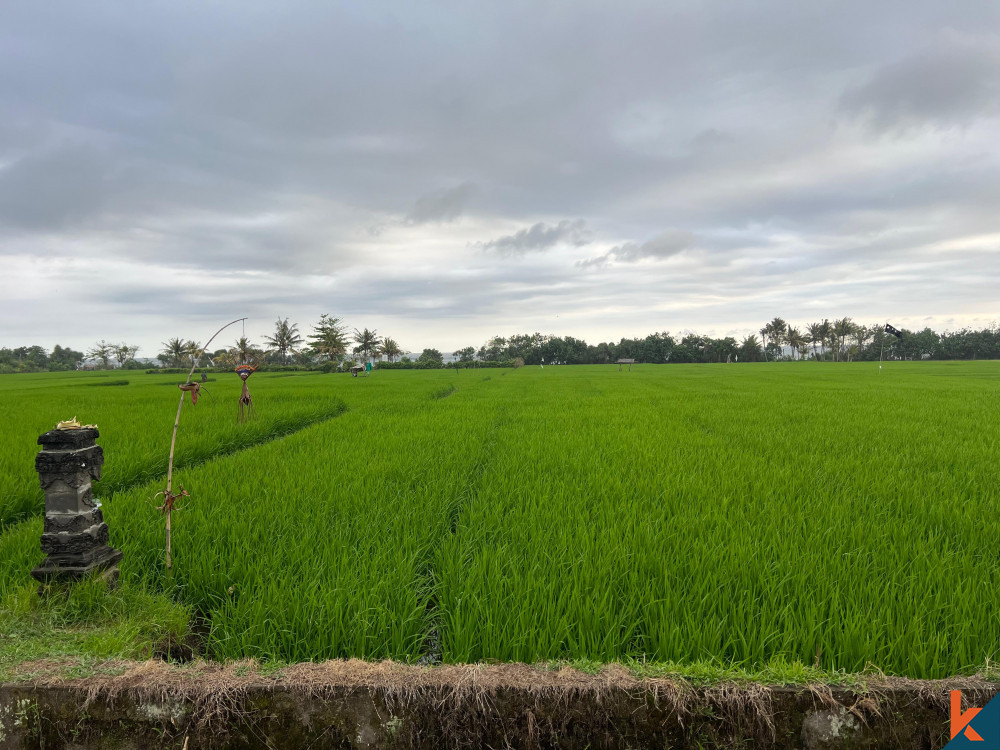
[2,362,998,678]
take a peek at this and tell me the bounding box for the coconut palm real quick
[833,317,855,362]
[352,328,383,363]
[768,317,788,352]
[213,349,236,368]
[819,319,833,360]
[381,337,402,362]
[159,337,200,368]
[263,318,303,364]
[231,336,263,365]
[807,322,824,360]
[785,326,806,360]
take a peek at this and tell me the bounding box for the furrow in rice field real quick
[0,372,350,528]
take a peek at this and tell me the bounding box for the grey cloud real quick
[578,229,696,269]
[407,182,477,224]
[840,31,1000,131]
[0,1,997,352]
[475,219,593,256]
[0,143,113,229]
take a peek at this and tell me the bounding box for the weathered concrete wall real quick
[0,660,995,749]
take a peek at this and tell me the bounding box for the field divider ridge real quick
[0,401,350,534]
[417,402,510,665]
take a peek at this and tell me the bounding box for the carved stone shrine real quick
[30,427,123,585]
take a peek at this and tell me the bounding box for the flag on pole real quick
[884,323,903,339]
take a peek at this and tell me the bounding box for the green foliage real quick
[418,348,444,366]
[0,371,346,527]
[1,364,1000,678]
[377,360,515,370]
[262,318,303,365]
[352,328,382,363]
[308,314,349,362]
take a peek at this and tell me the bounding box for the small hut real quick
[616,358,636,371]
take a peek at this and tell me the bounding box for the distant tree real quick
[832,317,854,362]
[381,337,402,362]
[478,336,506,362]
[213,348,236,368]
[0,345,48,371]
[739,334,762,362]
[231,336,264,365]
[263,318,303,364]
[453,346,476,361]
[758,326,770,359]
[807,322,823,360]
[308,315,349,362]
[713,336,739,363]
[819,319,833,359]
[114,343,140,368]
[352,328,382,362]
[910,327,940,360]
[853,324,872,358]
[418,348,444,366]
[766,317,788,357]
[87,340,114,368]
[159,338,200,368]
[785,327,806,360]
[50,345,83,371]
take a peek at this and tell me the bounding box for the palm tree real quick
[785,326,806,360]
[759,327,770,360]
[819,319,833,360]
[381,338,402,362]
[231,336,263,365]
[263,318,303,364]
[159,337,200,368]
[308,314,349,361]
[769,317,788,356]
[833,317,854,362]
[808,322,823,360]
[352,328,382,363]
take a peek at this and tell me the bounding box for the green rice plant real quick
[433,363,1000,676]
[0,372,348,527]
[1,362,999,678]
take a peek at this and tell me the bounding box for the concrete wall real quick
[1,661,995,749]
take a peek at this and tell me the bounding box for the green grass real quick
[0,371,347,527]
[1,363,999,679]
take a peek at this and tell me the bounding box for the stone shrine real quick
[30,427,122,585]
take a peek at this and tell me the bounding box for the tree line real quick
[154,317,413,371]
[3,317,999,373]
[455,318,1000,365]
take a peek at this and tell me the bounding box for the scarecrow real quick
[235,364,257,422]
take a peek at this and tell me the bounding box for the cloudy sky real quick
[1,1,998,355]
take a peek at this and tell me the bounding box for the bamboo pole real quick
[878,323,886,374]
[163,318,246,570]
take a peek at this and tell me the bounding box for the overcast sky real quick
[1,1,999,355]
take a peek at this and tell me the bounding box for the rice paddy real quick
[2,362,998,678]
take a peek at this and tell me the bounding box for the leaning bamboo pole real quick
[162,318,246,570]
